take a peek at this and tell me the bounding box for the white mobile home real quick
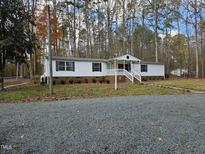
[41,54,165,83]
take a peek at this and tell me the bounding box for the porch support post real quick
[123,60,125,70]
[131,61,134,83]
[130,61,133,72]
[114,60,117,90]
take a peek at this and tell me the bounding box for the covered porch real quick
[107,54,141,72]
[106,54,142,83]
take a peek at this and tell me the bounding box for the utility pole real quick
[47,5,53,94]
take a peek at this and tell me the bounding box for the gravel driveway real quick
[0,95,205,154]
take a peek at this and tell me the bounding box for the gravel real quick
[0,95,205,154]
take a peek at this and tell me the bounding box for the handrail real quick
[132,70,142,82]
[107,69,134,82]
[123,69,133,82]
[107,69,124,75]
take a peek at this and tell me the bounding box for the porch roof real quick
[111,54,141,62]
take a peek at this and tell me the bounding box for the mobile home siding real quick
[140,64,164,76]
[49,60,107,77]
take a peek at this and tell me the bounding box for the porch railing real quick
[106,69,142,83]
[106,69,133,82]
[132,70,142,82]
[106,69,124,76]
[123,69,133,82]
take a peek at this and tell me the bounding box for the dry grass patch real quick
[152,78,205,91]
[0,83,186,103]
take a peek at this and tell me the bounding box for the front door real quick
[118,63,131,72]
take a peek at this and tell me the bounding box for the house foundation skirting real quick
[48,76,128,85]
[41,76,164,85]
[141,76,164,81]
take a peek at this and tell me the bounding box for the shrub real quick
[102,76,106,82]
[92,79,97,83]
[53,81,56,85]
[76,80,81,84]
[61,80,65,85]
[165,74,169,79]
[69,80,74,84]
[98,77,106,84]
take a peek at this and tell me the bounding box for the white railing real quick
[123,69,134,82]
[106,69,134,82]
[106,69,124,76]
[132,70,142,82]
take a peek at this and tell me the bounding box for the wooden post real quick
[20,64,23,78]
[48,5,53,95]
[114,60,117,90]
[131,61,134,83]
[130,61,133,72]
[16,62,19,80]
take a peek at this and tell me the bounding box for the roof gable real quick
[112,54,141,62]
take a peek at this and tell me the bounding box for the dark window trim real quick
[141,64,148,72]
[92,62,102,72]
[56,60,75,72]
[66,61,75,72]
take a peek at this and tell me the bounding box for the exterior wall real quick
[141,64,165,77]
[44,59,107,77]
[133,63,141,72]
[43,59,165,78]
[133,63,164,77]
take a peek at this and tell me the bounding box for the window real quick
[92,63,102,72]
[141,64,148,72]
[56,61,75,71]
[56,61,65,71]
[66,62,75,71]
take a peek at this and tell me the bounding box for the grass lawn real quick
[152,78,205,91]
[0,83,186,103]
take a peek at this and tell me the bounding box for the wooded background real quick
[1,0,205,82]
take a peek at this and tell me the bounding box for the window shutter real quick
[56,61,59,71]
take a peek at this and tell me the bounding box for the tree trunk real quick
[200,4,204,78]
[122,0,126,54]
[16,62,19,80]
[185,18,191,77]
[177,16,182,76]
[29,52,33,79]
[140,8,145,59]
[130,10,135,55]
[0,53,4,91]
[107,7,111,58]
[200,25,204,78]
[154,0,158,62]
[73,0,77,56]
[20,64,24,78]
[165,28,169,75]
[194,0,199,78]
